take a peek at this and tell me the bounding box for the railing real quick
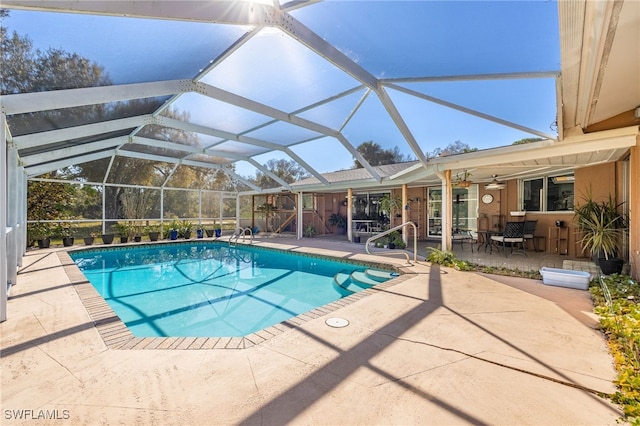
[365,221,418,264]
[230,227,254,245]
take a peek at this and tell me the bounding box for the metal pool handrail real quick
[230,227,254,245]
[365,222,418,264]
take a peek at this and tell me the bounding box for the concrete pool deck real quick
[1,238,623,425]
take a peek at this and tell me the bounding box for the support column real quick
[17,168,26,263]
[1,113,8,321]
[235,193,240,231]
[347,188,353,242]
[442,170,453,251]
[297,192,303,239]
[401,184,408,245]
[6,145,19,295]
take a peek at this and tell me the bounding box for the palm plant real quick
[574,194,627,260]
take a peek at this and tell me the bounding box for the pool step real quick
[349,271,379,287]
[333,271,356,294]
[364,269,398,282]
[333,269,396,294]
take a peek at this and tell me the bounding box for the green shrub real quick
[426,247,471,271]
[591,274,640,422]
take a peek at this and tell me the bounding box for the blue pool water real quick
[70,243,395,337]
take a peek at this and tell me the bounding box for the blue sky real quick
[2,1,560,176]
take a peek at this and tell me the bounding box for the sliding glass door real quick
[427,186,478,237]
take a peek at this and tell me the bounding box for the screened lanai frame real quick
[7,0,639,322]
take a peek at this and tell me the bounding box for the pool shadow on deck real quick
[238,264,618,424]
[238,264,492,425]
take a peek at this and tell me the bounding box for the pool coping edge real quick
[57,247,414,350]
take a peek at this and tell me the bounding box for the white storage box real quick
[540,267,591,290]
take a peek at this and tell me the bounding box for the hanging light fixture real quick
[485,175,506,190]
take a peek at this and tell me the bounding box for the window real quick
[522,174,574,212]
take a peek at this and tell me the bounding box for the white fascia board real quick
[26,149,116,177]
[389,163,438,182]
[21,137,127,166]
[383,71,559,84]
[430,126,638,170]
[13,115,149,150]
[291,178,382,193]
[3,1,276,25]
[386,83,557,140]
[1,80,188,115]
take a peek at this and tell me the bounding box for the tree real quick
[250,158,310,188]
[2,14,226,223]
[26,173,76,240]
[1,17,111,135]
[512,137,545,145]
[427,140,477,157]
[352,141,412,168]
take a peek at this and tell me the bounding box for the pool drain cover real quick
[326,317,349,328]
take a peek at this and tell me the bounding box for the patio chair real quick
[490,221,526,257]
[452,230,475,253]
[523,220,538,251]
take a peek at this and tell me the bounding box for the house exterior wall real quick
[629,140,639,280]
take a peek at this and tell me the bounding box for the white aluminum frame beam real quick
[20,137,127,166]
[2,1,278,25]
[1,113,7,321]
[1,80,190,115]
[387,83,557,141]
[12,116,150,150]
[116,149,261,192]
[26,150,116,177]
[131,136,292,190]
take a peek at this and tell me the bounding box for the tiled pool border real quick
[57,241,413,350]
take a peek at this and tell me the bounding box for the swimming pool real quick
[70,242,397,337]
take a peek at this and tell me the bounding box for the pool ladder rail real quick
[365,221,417,265]
[230,227,254,245]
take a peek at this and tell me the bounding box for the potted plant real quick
[391,231,406,249]
[179,220,193,239]
[454,170,473,188]
[29,222,51,249]
[214,223,222,238]
[132,222,143,242]
[328,213,347,235]
[574,194,627,275]
[146,225,160,242]
[56,221,76,247]
[165,221,180,240]
[101,231,114,244]
[114,222,131,243]
[83,232,97,246]
[304,223,317,238]
[380,194,402,218]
